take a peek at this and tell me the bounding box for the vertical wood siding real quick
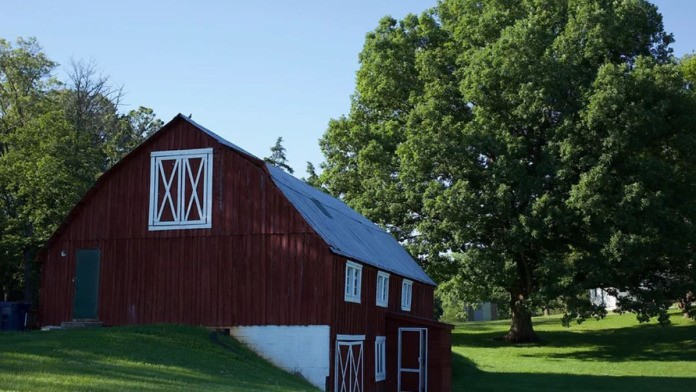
[37,117,450,392]
[328,254,439,392]
[39,119,334,327]
[384,313,453,392]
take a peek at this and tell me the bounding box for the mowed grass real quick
[452,309,696,391]
[0,325,319,392]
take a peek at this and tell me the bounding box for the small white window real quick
[376,271,389,307]
[149,148,213,231]
[345,261,362,303]
[375,336,386,381]
[401,279,413,311]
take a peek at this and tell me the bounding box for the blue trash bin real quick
[0,302,30,331]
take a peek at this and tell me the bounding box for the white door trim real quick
[336,334,365,341]
[335,338,364,392]
[398,327,428,392]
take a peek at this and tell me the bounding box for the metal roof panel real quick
[266,164,435,285]
[178,114,435,285]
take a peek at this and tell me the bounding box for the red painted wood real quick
[384,313,453,392]
[39,119,329,326]
[37,116,450,391]
[327,255,444,392]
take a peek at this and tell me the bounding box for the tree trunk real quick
[678,292,694,318]
[681,292,693,318]
[504,293,540,343]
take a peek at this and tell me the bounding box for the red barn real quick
[38,114,452,392]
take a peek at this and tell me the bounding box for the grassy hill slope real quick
[0,325,319,392]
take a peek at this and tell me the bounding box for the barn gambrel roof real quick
[183,115,436,286]
[40,114,435,286]
[267,164,435,285]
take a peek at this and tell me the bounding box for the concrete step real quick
[61,319,103,329]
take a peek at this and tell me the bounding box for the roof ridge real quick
[177,114,260,161]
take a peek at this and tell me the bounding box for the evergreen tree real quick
[304,161,321,188]
[264,136,294,174]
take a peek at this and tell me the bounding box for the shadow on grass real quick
[452,352,696,392]
[535,324,696,362]
[452,322,696,362]
[454,316,564,328]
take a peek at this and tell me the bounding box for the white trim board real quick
[398,327,428,392]
[336,334,365,341]
[151,148,215,157]
[335,338,364,392]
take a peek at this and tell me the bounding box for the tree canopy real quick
[318,0,696,342]
[682,53,696,86]
[0,37,162,302]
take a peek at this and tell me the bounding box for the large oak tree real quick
[318,0,696,342]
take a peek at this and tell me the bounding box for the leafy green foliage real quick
[106,106,163,167]
[318,0,696,341]
[303,161,321,188]
[681,53,696,86]
[0,37,58,300]
[0,37,162,302]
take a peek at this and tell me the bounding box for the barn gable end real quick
[38,114,451,392]
[39,115,333,325]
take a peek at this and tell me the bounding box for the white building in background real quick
[589,288,631,311]
[467,302,498,321]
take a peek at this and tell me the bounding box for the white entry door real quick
[335,335,364,392]
[398,328,428,392]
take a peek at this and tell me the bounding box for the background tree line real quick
[0,37,162,302]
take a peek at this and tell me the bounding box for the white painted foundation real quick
[230,325,330,390]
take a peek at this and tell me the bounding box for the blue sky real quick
[2,1,694,176]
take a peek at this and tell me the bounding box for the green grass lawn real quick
[452,309,696,391]
[2,313,694,392]
[0,325,319,392]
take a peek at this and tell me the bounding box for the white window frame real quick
[344,261,362,303]
[148,148,214,231]
[375,336,386,381]
[401,279,413,311]
[376,271,390,308]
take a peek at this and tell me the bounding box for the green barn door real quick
[72,249,101,319]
